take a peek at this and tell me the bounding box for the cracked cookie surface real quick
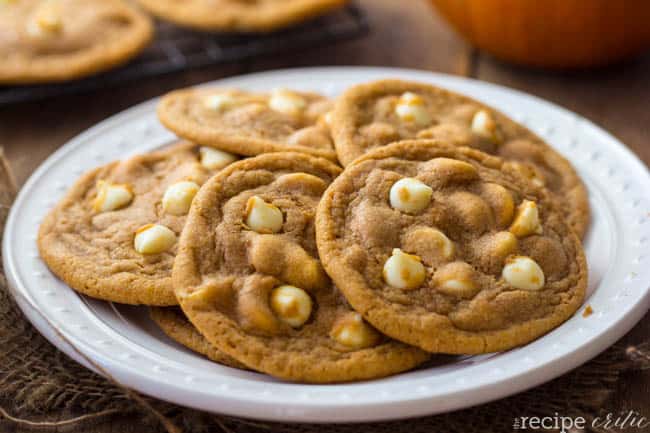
[316,140,587,354]
[158,87,337,161]
[38,142,227,306]
[0,0,153,84]
[330,79,590,238]
[173,152,429,382]
[135,0,348,32]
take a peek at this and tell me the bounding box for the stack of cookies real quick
[38,79,589,383]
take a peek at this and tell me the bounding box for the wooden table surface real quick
[1,0,648,431]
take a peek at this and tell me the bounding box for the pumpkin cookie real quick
[173,152,429,382]
[316,140,587,354]
[135,0,348,33]
[0,0,153,84]
[330,79,590,238]
[150,308,247,369]
[38,141,239,306]
[158,87,337,161]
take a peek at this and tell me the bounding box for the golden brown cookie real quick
[316,140,587,354]
[158,87,337,161]
[330,79,590,238]
[150,307,247,369]
[38,141,236,306]
[0,0,153,84]
[135,0,348,33]
[173,152,429,383]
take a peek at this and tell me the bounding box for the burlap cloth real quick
[0,150,648,433]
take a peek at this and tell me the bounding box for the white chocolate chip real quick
[134,224,176,254]
[330,313,380,349]
[269,285,312,328]
[202,93,237,111]
[268,88,307,116]
[389,177,433,214]
[395,92,431,126]
[162,181,200,215]
[323,111,333,125]
[471,110,500,143]
[244,196,283,234]
[502,256,545,291]
[509,200,543,237]
[92,180,133,212]
[383,248,426,290]
[199,147,238,170]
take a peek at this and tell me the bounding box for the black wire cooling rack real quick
[0,4,368,107]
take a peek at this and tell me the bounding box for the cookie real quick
[38,141,237,306]
[150,307,247,369]
[173,152,429,382]
[316,140,587,354]
[158,87,337,161]
[0,0,153,84]
[135,0,348,33]
[330,79,590,238]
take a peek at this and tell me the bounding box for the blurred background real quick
[1,0,649,186]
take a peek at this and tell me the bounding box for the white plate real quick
[4,67,650,423]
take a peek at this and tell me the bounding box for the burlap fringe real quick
[0,150,648,433]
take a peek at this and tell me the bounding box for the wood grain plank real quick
[246,0,472,75]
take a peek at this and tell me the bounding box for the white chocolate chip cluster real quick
[93,145,238,257]
[207,167,391,353]
[160,86,338,165]
[201,88,309,118]
[377,157,552,297]
[499,198,546,290]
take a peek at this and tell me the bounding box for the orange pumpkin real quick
[430,0,650,68]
